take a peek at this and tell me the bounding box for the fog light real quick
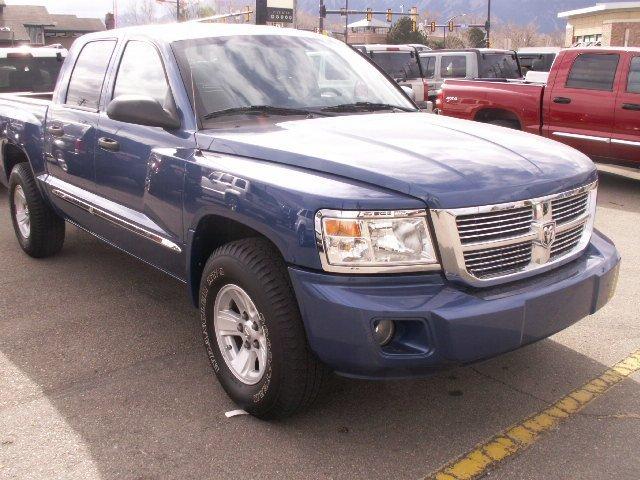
[373,320,395,346]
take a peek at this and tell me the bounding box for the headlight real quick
[315,209,440,273]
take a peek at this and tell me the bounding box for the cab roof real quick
[79,22,321,44]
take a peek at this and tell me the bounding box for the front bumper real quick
[289,230,620,379]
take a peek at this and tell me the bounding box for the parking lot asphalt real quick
[0,172,638,480]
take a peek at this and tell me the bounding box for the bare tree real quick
[119,0,158,26]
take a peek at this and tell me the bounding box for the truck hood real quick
[197,112,597,209]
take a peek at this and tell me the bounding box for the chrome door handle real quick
[98,137,120,151]
[49,125,64,137]
[622,103,640,111]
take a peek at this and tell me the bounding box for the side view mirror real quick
[107,95,180,130]
[400,85,416,101]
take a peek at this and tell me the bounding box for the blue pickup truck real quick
[0,24,620,419]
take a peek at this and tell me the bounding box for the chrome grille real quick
[551,223,584,259]
[430,182,597,287]
[464,241,533,278]
[552,192,589,225]
[456,207,533,244]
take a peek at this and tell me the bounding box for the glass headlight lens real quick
[316,209,440,273]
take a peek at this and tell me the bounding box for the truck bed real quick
[438,79,546,135]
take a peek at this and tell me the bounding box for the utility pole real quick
[176,0,180,21]
[319,0,324,32]
[486,0,491,47]
[344,0,349,44]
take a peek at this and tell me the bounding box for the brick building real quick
[0,0,105,49]
[559,2,640,47]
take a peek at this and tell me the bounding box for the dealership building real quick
[559,2,640,47]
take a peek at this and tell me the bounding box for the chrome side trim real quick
[611,138,640,147]
[52,188,182,254]
[430,182,597,287]
[552,132,610,143]
[314,209,442,274]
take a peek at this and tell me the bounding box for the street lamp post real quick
[486,0,491,47]
[445,13,467,48]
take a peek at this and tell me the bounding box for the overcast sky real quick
[6,0,133,18]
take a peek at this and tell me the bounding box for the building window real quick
[26,26,45,45]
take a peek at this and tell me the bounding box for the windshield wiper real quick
[203,105,327,120]
[321,102,416,113]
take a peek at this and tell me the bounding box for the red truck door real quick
[546,51,621,162]
[611,53,640,166]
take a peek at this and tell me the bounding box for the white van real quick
[418,48,521,100]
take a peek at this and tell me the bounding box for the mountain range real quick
[303,0,597,32]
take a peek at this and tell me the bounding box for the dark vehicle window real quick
[566,53,619,91]
[628,57,640,93]
[479,53,521,79]
[370,51,421,80]
[234,179,247,189]
[518,53,556,73]
[113,41,169,105]
[66,40,115,109]
[441,55,467,78]
[0,55,63,93]
[419,56,435,79]
[220,174,234,184]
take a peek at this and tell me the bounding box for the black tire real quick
[199,237,327,419]
[487,119,520,130]
[8,163,65,258]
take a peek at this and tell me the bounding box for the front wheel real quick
[9,163,65,258]
[199,238,327,419]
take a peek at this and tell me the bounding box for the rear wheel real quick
[487,119,520,130]
[199,237,327,419]
[9,163,65,258]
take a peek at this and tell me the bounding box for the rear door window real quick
[441,55,467,78]
[420,56,435,79]
[66,40,116,110]
[370,51,420,80]
[479,53,521,78]
[627,57,640,93]
[566,53,619,91]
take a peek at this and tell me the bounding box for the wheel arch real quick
[474,108,522,129]
[1,142,32,187]
[186,213,287,307]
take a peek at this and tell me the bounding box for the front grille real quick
[551,223,584,259]
[430,182,597,287]
[464,241,533,278]
[552,192,589,225]
[456,206,533,244]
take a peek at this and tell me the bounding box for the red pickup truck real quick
[437,48,640,168]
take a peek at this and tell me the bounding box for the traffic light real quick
[410,7,417,32]
[319,4,326,18]
[366,8,372,22]
[340,7,346,16]
[448,20,454,32]
[386,8,392,22]
[243,5,251,22]
[430,21,436,33]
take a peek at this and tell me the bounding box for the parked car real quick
[0,25,619,419]
[0,46,67,95]
[518,47,561,74]
[354,44,428,105]
[420,48,522,100]
[437,47,640,168]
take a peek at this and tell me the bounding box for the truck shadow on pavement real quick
[0,173,638,480]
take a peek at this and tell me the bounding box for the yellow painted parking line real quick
[425,349,640,480]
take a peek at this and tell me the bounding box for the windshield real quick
[369,51,421,80]
[478,53,521,79]
[0,55,63,93]
[172,34,415,126]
